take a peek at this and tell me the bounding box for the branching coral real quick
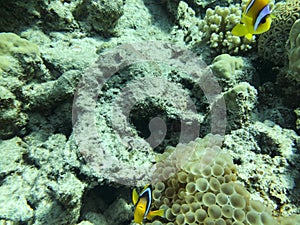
[169,1,255,55]
[200,5,254,55]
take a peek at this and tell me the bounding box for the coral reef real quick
[210,54,245,89]
[0,86,28,138]
[143,135,300,225]
[0,32,47,138]
[0,134,84,224]
[296,108,300,132]
[210,54,257,130]
[74,0,124,35]
[287,19,300,83]
[223,82,257,130]
[21,70,80,109]
[0,0,299,224]
[211,54,243,80]
[199,5,254,55]
[0,0,124,34]
[223,121,300,215]
[72,43,217,186]
[258,0,300,66]
[169,1,254,56]
[0,32,46,82]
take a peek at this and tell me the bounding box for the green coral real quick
[258,0,300,66]
[295,108,300,131]
[287,19,300,83]
[210,54,244,88]
[0,32,39,75]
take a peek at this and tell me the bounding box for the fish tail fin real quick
[146,209,165,220]
[231,24,249,37]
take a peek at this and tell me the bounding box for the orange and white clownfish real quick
[132,184,164,224]
[231,0,273,40]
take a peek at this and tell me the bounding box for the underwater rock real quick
[45,172,86,224]
[15,29,101,115]
[0,137,28,178]
[0,1,37,32]
[71,42,227,187]
[0,174,34,222]
[295,108,300,132]
[22,134,85,225]
[223,82,257,130]
[103,198,132,224]
[210,53,255,91]
[77,221,94,225]
[170,1,204,47]
[74,0,124,35]
[223,121,300,215]
[38,0,80,31]
[21,70,80,109]
[0,0,299,224]
[81,212,108,225]
[0,0,79,32]
[0,32,49,83]
[0,32,50,138]
[0,86,28,139]
[0,138,33,223]
[20,30,101,75]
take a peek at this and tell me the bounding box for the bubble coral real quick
[148,135,276,224]
[146,134,300,225]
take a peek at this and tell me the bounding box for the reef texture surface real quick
[0,0,299,225]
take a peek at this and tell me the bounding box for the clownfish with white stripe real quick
[132,184,165,224]
[231,0,273,40]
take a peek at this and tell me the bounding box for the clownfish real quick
[231,0,273,40]
[132,184,164,224]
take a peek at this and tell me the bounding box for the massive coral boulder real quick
[258,0,300,66]
[0,32,47,138]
